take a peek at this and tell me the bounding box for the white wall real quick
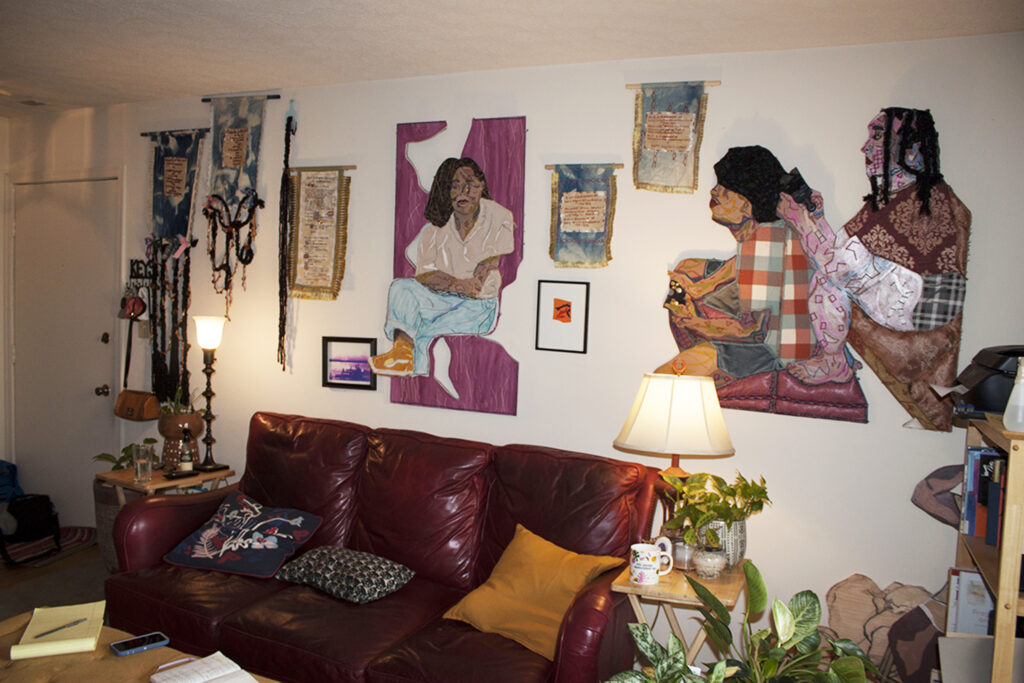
[6,33,1024,636]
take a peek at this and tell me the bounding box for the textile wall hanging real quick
[277,112,297,371]
[658,145,868,423]
[376,117,525,416]
[142,127,208,402]
[286,166,353,300]
[843,108,970,431]
[547,163,620,267]
[630,80,716,194]
[203,95,268,314]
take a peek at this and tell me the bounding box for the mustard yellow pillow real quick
[443,523,624,660]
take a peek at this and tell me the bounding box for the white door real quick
[13,177,121,526]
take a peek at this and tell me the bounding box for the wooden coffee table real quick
[0,611,275,681]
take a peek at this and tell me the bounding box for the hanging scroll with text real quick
[549,163,618,267]
[203,95,267,313]
[631,81,711,193]
[286,166,351,300]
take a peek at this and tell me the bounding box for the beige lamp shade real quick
[193,316,226,350]
[614,373,734,475]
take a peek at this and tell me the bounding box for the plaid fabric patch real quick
[913,272,965,330]
[737,223,814,363]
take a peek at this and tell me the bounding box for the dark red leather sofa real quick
[105,412,660,682]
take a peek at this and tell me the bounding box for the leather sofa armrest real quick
[551,566,633,683]
[113,484,237,572]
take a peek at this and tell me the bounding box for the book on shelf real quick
[150,650,257,683]
[960,446,1004,537]
[8,600,106,660]
[946,568,993,636]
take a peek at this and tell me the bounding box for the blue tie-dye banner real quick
[148,129,206,239]
[549,163,617,267]
[209,96,265,203]
[632,81,708,194]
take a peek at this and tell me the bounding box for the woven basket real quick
[93,478,142,572]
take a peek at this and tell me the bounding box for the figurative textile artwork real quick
[660,145,868,422]
[203,96,267,314]
[549,163,618,267]
[145,128,207,402]
[843,108,971,431]
[286,167,351,300]
[632,81,710,194]
[375,117,525,415]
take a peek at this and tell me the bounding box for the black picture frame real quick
[322,337,377,390]
[535,280,590,354]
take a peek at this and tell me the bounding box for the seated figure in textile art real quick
[842,108,970,430]
[371,157,515,377]
[661,145,818,383]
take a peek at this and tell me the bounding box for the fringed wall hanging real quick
[203,95,269,314]
[277,113,296,371]
[629,80,717,193]
[379,117,525,416]
[142,127,207,402]
[286,166,353,300]
[546,163,620,267]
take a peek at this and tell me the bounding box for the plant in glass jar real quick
[662,472,769,575]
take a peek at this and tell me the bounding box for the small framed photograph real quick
[322,337,377,390]
[535,280,590,354]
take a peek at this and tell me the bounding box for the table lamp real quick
[613,373,734,478]
[193,315,229,472]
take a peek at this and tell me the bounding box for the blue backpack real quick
[0,460,24,503]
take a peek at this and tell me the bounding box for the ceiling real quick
[1,0,1021,119]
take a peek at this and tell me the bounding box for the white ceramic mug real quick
[629,542,673,585]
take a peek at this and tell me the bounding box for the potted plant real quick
[92,437,159,471]
[157,386,203,470]
[605,561,879,683]
[662,472,769,575]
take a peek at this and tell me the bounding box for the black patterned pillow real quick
[276,546,414,604]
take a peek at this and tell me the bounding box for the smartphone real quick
[109,631,169,656]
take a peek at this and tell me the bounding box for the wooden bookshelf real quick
[957,417,1024,681]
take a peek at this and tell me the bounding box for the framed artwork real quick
[535,280,590,354]
[322,337,377,390]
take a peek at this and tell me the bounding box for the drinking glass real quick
[133,443,154,483]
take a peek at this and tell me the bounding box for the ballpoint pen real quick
[33,617,87,639]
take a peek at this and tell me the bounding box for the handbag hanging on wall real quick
[114,282,159,421]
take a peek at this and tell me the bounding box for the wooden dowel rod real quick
[544,163,624,170]
[625,80,721,89]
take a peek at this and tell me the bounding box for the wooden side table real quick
[611,561,747,665]
[95,467,235,507]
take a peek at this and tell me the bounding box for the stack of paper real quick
[150,651,257,683]
[9,600,106,660]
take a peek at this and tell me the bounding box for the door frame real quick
[2,166,127,463]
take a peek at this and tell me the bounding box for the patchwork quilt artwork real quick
[549,163,618,267]
[376,117,525,416]
[632,81,710,194]
[203,95,268,313]
[659,145,868,423]
[165,490,321,577]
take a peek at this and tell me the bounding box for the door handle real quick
[101,332,110,344]
[94,384,110,396]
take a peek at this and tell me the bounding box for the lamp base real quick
[659,465,690,479]
[195,462,229,472]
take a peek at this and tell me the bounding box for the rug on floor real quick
[2,526,97,567]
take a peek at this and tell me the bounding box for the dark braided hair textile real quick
[713,146,787,223]
[865,108,943,215]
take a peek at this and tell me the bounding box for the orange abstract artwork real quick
[552,298,572,323]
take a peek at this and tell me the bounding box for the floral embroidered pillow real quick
[164,490,321,578]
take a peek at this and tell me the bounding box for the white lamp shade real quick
[614,373,734,456]
[193,316,226,350]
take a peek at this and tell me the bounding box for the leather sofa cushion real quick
[478,444,654,580]
[349,428,491,591]
[367,619,552,683]
[220,577,464,682]
[240,412,369,548]
[104,564,289,656]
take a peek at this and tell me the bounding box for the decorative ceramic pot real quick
[158,412,204,470]
[693,547,727,579]
[703,519,746,568]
